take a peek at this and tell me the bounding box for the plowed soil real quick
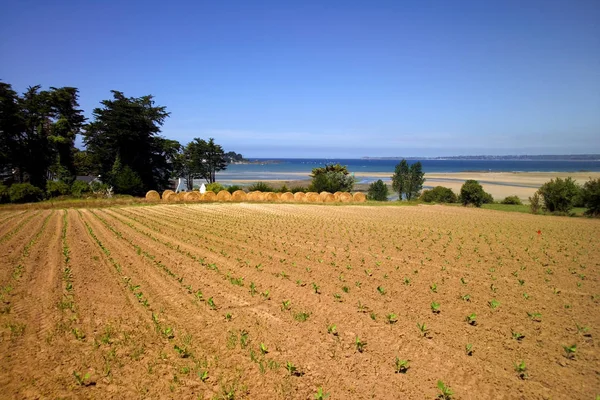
[1,204,599,399]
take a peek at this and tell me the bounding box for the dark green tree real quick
[83,91,173,193]
[367,179,389,201]
[185,138,227,184]
[0,82,23,176]
[538,177,580,213]
[580,178,600,217]
[460,180,486,207]
[406,162,425,200]
[391,160,410,200]
[420,186,457,203]
[309,163,355,193]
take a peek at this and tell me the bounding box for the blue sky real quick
[1,0,599,157]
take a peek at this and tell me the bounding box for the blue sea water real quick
[216,158,600,183]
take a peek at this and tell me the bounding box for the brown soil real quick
[0,204,598,399]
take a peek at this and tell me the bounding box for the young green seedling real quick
[527,312,542,322]
[312,283,320,294]
[394,357,410,373]
[437,380,454,399]
[207,297,216,310]
[225,313,232,321]
[198,370,209,382]
[259,342,268,355]
[488,299,500,309]
[563,344,577,360]
[286,361,302,376]
[327,324,338,336]
[511,330,525,341]
[514,360,527,379]
[431,302,441,314]
[417,322,429,337]
[461,294,471,302]
[355,336,366,353]
[465,343,473,356]
[281,300,291,311]
[377,286,386,295]
[466,313,477,326]
[386,313,398,324]
[430,283,438,293]
[314,387,330,400]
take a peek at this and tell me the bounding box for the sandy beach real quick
[226,171,600,201]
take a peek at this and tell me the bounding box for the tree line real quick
[0,82,239,202]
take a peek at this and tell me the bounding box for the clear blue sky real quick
[1,0,599,157]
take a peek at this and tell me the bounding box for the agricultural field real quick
[0,203,598,399]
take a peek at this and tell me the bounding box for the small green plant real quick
[461,294,471,302]
[207,297,216,309]
[73,371,93,386]
[488,299,500,309]
[527,312,542,322]
[377,286,386,295]
[259,342,269,355]
[286,361,302,376]
[240,329,249,348]
[370,312,377,321]
[523,292,530,300]
[466,313,477,326]
[431,302,441,314]
[312,283,320,294]
[576,323,591,337]
[281,300,291,311]
[403,277,411,285]
[511,330,525,341]
[355,336,366,353]
[294,311,310,322]
[342,286,349,293]
[327,324,338,336]
[174,344,191,358]
[314,387,330,400]
[437,380,454,399]
[417,322,429,337]
[386,313,398,324]
[198,369,209,382]
[249,282,257,296]
[514,360,527,379]
[394,357,409,373]
[465,343,473,356]
[430,283,438,293]
[225,313,232,321]
[563,344,577,360]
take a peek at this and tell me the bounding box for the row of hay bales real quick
[146,189,367,203]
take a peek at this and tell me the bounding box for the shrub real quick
[206,182,226,193]
[482,191,494,204]
[580,178,600,217]
[0,184,10,203]
[460,180,486,207]
[367,180,389,201]
[9,183,44,203]
[420,186,457,203]
[226,185,243,194]
[501,195,522,205]
[309,164,355,193]
[278,184,289,193]
[71,180,91,197]
[529,192,541,214]
[248,182,274,192]
[538,177,580,213]
[290,186,308,193]
[46,180,71,198]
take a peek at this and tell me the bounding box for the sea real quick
[215,158,600,184]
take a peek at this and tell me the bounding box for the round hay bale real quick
[162,189,174,200]
[216,190,232,202]
[275,192,283,200]
[281,192,294,202]
[231,190,247,202]
[246,191,257,201]
[145,190,160,201]
[319,191,332,201]
[293,192,306,202]
[353,192,367,203]
[254,191,266,202]
[203,191,216,202]
[339,192,353,203]
[185,191,201,202]
[265,192,278,202]
[333,191,342,200]
[175,192,186,202]
[163,192,177,202]
[305,192,321,203]
[322,193,335,203]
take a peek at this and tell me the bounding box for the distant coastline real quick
[362,154,600,161]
